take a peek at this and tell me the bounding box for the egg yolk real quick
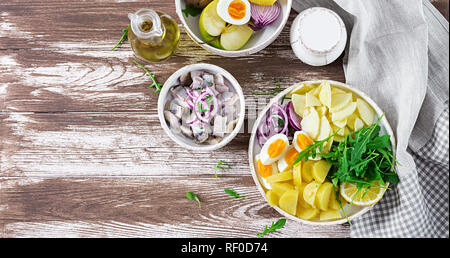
[228,0,246,20]
[284,148,300,165]
[297,134,313,150]
[257,160,273,178]
[268,139,286,158]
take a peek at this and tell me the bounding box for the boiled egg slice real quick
[255,154,279,189]
[259,134,290,165]
[217,0,251,26]
[277,146,300,173]
[293,131,322,161]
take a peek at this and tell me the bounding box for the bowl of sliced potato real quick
[248,80,398,225]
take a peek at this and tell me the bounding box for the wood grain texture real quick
[0,0,448,238]
[0,176,349,238]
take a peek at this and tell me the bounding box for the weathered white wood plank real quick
[1,112,256,177]
[0,176,350,238]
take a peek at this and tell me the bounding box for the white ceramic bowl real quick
[158,63,246,151]
[248,80,396,225]
[175,0,293,57]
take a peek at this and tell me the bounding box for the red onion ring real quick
[256,102,289,147]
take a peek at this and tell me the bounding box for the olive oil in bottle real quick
[128,9,180,62]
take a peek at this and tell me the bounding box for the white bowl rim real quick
[174,0,293,57]
[158,63,246,151]
[248,80,397,226]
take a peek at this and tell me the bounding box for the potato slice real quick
[301,107,321,139]
[315,106,328,117]
[356,98,375,126]
[292,162,302,186]
[306,92,321,107]
[330,93,352,113]
[319,81,332,108]
[331,87,346,95]
[320,210,342,221]
[331,124,344,136]
[317,116,332,141]
[291,94,306,117]
[266,170,293,184]
[303,182,321,207]
[354,117,365,131]
[344,126,351,136]
[265,190,279,207]
[308,85,321,97]
[332,102,357,122]
[270,182,294,197]
[295,182,312,209]
[315,182,334,211]
[329,189,339,210]
[297,207,319,220]
[289,83,317,96]
[346,113,358,131]
[332,118,347,128]
[279,189,299,216]
[329,190,348,210]
[301,160,315,183]
[334,134,344,142]
[312,160,332,183]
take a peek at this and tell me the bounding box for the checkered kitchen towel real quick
[292,0,449,237]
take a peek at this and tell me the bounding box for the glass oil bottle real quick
[128,9,180,62]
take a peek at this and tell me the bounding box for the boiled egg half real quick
[217,0,251,25]
[255,154,279,189]
[259,134,290,165]
[293,131,322,161]
[277,146,300,173]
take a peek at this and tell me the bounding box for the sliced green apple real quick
[199,0,225,48]
[198,0,253,51]
[220,24,253,51]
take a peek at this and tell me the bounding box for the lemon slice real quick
[340,181,386,206]
[248,0,277,5]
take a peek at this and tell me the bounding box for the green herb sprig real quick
[251,78,282,96]
[257,218,286,238]
[133,60,163,92]
[224,189,246,199]
[322,115,400,192]
[110,26,129,51]
[186,191,201,208]
[214,160,231,179]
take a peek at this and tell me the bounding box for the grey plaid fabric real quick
[351,106,449,238]
[292,0,449,237]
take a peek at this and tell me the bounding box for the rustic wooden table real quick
[0,0,448,238]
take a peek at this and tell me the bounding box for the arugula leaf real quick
[214,160,231,179]
[182,5,203,17]
[186,191,201,208]
[133,60,164,92]
[224,189,246,199]
[257,218,286,238]
[110,26,129,51]
[325,115,399,192]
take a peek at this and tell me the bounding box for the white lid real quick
[290,7,347,66]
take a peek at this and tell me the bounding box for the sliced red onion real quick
[185,88,199,100]
[249,2,281,31]
[193,89,219,124]
[256,102,289,147]
[285,101,302,131]
[205,86,219,118]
